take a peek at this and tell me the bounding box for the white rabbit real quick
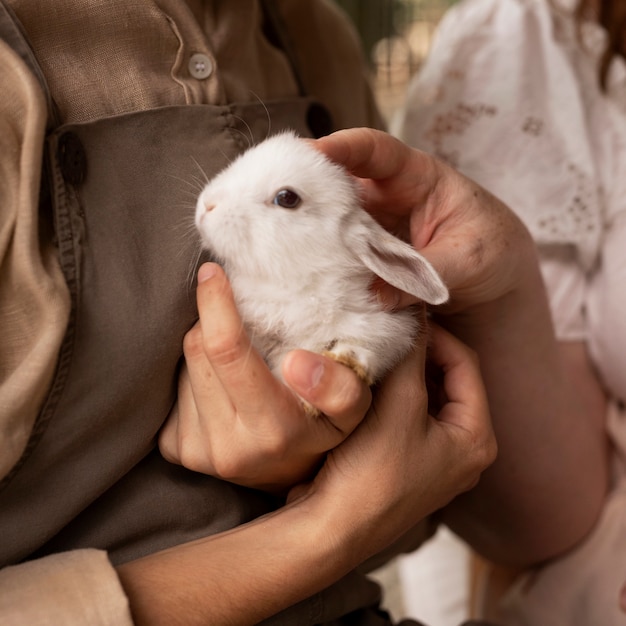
[195,131,448,407]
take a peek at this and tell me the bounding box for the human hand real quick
[315,127,536,313]
[289,322,496,560]
[122,321,494,626]
[158,262,372,492]
[315,132,611,567]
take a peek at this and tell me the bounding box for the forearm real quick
[117,495,373,626]
[440,259,609,565]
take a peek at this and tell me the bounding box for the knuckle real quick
[468,429,498,480]
[157,433,177,465]
[202,332,247,367]
[466,345,481,366]
[177,442,204,472]
[211,453,253,483]
[183,325,204,358]
[172,426,215,475]
[210,433,288,483]
[327,374,365,415]
[261,433,290,461]
[183,323,249,368]
[209,454,239,481]
[455,425,498,495]
[481,435,498,470]
[176,433,210,473]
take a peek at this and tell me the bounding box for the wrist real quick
[287,487,373,570]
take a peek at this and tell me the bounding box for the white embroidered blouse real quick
[397,0,626,406]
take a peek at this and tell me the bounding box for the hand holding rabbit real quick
[314,127,536,314]
[315,128,609,565]
[193,131,447,389]
[159,262,373,492]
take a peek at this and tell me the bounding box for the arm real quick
[0,329,495,626]
[316,127,609,566]
[120,324,495,625]
[440,290,609,565]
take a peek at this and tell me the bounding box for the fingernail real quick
[198,263,217,284]
[307,360,325,390]
[286,352,325,394]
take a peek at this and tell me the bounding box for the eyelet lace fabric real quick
[398,0,626,398]
[397,0,626,274]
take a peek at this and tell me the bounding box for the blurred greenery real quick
[334,0,458,62]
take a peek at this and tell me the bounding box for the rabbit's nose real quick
[203,203,215,213]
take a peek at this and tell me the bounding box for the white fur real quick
[195,131,448,384]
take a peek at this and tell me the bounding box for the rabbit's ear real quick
[343,219,449,305]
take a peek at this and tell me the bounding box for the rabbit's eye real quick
[273,188,301,209]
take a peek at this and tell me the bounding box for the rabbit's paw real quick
[321,347,373,386]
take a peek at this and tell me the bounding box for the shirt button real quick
[188,53,214,80]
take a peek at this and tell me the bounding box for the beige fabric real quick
[5,0,377,129]
[8,0,290,121]
[0,549,133,626]
[0,38,70,481]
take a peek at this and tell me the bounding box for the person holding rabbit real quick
[0,1,602,625]
[0,1,494,623]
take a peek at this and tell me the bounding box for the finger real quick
[195,263,294,416]
[314,128,411,180]
[314,128,440,215]
[369,335,429,435]
[158,400,181,464]
[158,312,235,474]
[282,350,372,435]
[427,324,490,430]
[158,363,210,468]
[315,129,471,288]
[180,320,234,419]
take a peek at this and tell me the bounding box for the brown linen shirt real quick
[0,1,385,623]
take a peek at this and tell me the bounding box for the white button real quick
[188,53,213,80]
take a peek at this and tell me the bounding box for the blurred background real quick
[335,0,458,120]
[330,3,475,626]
